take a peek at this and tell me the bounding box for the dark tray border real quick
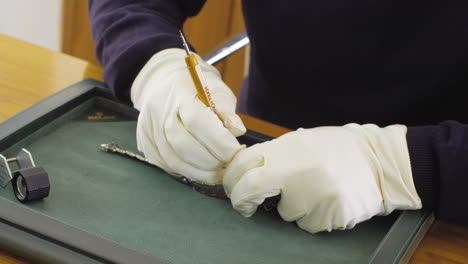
[0,79,434,264]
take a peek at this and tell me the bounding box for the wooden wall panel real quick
[61,0,100,66]
[222,0,247,97]
[183,1,234,56]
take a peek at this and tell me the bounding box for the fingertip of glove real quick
[233,201,258,218]
[223,114,247,137]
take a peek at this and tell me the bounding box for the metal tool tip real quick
[179,30,191,55]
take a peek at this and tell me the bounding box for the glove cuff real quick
[346,124,422,213]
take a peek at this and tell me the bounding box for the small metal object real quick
[100,142,280,210]
[204,33,250,65]
[100,143,148,163]
[0,149,50,203]
[100,142,227,197]
[179,30,191,56]
[0,155,13,188]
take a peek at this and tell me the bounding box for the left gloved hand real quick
[223,124,422,233]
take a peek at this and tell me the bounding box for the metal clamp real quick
[0,149,50,203]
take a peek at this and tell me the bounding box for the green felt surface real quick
[0,99,397,264]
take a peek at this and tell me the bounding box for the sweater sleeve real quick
[88,0,206,103]
[407,121,468,226]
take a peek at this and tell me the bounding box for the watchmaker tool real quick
[0,149,50,203]
[100,142,279,210]
[179,30,221,119]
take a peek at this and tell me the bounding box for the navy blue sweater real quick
[89,0,468,225]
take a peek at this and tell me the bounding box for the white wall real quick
[0,0,63,51]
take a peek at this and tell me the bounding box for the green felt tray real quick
[0,79,433,264]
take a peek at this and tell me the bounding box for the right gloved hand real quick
[224,124,422,233]
[131,48,246,184]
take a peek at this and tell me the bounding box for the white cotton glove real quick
[131,48,246,184]
[224,124,422,233]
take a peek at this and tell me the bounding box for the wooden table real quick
[0,34,467,264]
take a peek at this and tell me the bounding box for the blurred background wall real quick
[0,0,246,97]
[0,0,63,51]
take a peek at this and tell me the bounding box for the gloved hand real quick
[224,124,422,233]
[131,48,246,184]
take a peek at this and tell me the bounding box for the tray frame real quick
[0,79,434,264]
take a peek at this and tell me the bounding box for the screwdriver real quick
[179,30,220,119]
